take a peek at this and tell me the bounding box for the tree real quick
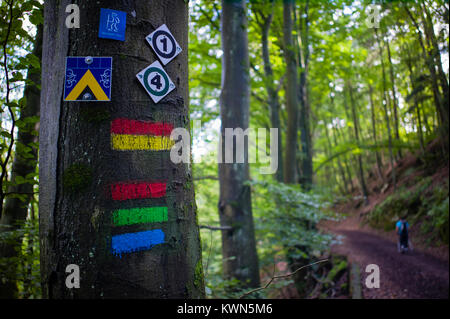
[252,2,284,183]
[347,81,369,200]
[39,0,204,298]
[218,0,260,289]
[295,0,313,189]
[375,28,396,190]
[0,1,42,298]
[385,37,402,159]
[282,0,299,184]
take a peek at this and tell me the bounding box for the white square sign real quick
[136,60,175,103]
[146,24,182,65]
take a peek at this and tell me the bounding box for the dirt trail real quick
[321,216,449,299]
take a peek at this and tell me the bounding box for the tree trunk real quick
[39,0,204,298]
[420,0,449,153]
[259,8,283,182]
[405,6,448,141]
[347,82,369,200]
[368,84,385,182]
[295,1,313,189]
[218,0,260,289]
[334,124,354,192]
[375,28,396,190]
[385,38,402,159]
[324,118,344,194]
[282,0,299,184]
[404,46,425,152]
[0,24,42,300]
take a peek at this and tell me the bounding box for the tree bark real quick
[39,0,204,298]
[257,6,283,182]
[0,23,42,300]
[254,3,283,182]
[368,84,385,182]
[405,5,448,139]
[218,0,260,289]
[375,28,396,190]
[404,45,425,152]
[282,0,299,184]
[347,82,369,200]
[334,124,354,192]
[385,38,402,158]
[420,0,449,152]
[295,0,313,189]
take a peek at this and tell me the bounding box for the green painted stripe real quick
[112,207,168,226]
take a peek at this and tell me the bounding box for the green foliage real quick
[250,180,334,264]
[194,259,205,290]
[368,177,449,245]
[0,216,41,298]
[368,177,432,231]
[419,182,449,245]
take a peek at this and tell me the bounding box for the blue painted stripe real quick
[111,229,165,256]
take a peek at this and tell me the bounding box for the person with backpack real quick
[396,216,410,253]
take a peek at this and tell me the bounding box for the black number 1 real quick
[160,36,168,52]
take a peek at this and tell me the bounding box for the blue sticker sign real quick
[98,8,126,41]
[64,57,112,102]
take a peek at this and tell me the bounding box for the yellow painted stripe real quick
[111,134,175,151]
[65,69,109,101]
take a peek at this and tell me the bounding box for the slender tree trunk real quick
[420,0,449,153]
[347,82,369,201]
[421,102,431,137]
[375,28,396,190]
[334,124,354,192]
[328,93,349,194]
[385,38,402,158]
[218,0,260,289]
[295,1,313,189]
[259,8,283,182]
[368,84,385,182]
[39,0,204,298]
[0,24,42,299]
[324,119,344,194]
[282,0,299,184]
[404,46,425,152]
[405,6,448,140]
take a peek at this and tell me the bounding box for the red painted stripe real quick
[111,182,167,201]
[111,118,173,136]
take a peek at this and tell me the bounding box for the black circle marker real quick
[152,30,176,59]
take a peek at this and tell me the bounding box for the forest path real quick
[321,216,449,299]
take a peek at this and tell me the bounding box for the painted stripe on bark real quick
[111,134,174,151]
[111,229,165,256]
[111,182,166,201]
[112,207,168,226]
[111,118,173,136]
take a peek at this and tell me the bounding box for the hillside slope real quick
[321,138,449,298]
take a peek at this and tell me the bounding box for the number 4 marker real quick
[136,60,175,103]
[146,24,182,65]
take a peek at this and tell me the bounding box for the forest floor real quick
[320,142,449,299]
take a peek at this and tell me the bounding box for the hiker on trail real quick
[396,216,411,253]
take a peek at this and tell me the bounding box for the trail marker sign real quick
[98,8,127,41]
[146,24,182,65]
[136,60,175,103]
[64,57,112,102]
